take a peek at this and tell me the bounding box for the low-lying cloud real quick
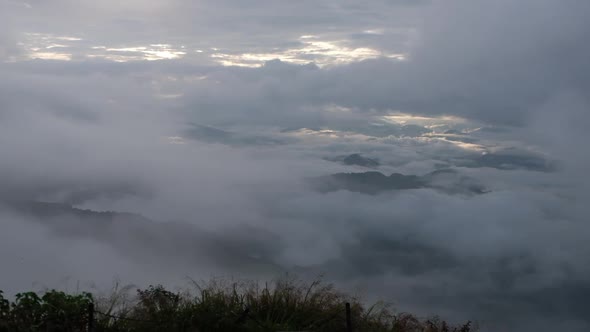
[1,1,589,331]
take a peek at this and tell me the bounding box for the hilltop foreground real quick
[0,277,474,332]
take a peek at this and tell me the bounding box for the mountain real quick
[311,169,487,195]
[342,154,380,167]
[454,151,556,172]
[3,201,281,273]
[326,153,380,168]
[184,124,288,147]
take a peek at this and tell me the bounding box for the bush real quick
[1,278,475,332]
[0,289,92,332]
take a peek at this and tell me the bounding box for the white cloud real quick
[1,1,589,331]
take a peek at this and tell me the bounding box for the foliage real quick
[1,278,475,332]
[0,289,92,332]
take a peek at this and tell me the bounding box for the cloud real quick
[3,0,424,65]
[0,62,586,331]
[1,1,589,331]
[167,0,585,127]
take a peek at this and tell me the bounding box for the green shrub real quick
[0,290,92,332]
[1,278,475,332]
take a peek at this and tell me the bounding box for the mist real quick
[1,1,589,331]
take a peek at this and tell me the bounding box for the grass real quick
[0,277,475,332]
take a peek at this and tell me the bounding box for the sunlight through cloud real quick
[211,35,406,67]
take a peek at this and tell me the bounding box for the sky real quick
[1,0,590,331]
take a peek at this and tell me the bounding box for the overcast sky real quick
[1,1,590,331]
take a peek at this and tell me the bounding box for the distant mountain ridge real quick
[2,200,281,273]
[184,123,288,147]
[326,153,380,168]
[312,169,488,195]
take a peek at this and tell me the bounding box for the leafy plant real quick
[1,278,475,332]
[0,290,92,332]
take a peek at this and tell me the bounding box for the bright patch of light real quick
[18,33,187,62]
[167,136,186,144]
[211,35,406,67]
[284,128,381,144]
[103,44,186,61]
[363,29,385,35]
[46,44,68,49]
[54,36,83,41]
[442,139,486,152]
[286,128,342,139]
[156,93,184,99]
[388,54,406,60]
[20,33,80,61]
[325,105,352,113]
[29,52,72,61]
[383,113,467,126]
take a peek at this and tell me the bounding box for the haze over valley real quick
[1,1,589,331]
